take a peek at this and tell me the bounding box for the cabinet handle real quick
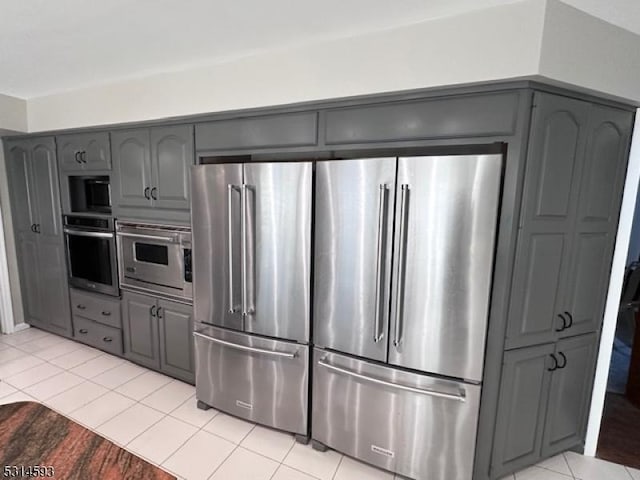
[150,305,156,317]
[156,307,163,319]
[557,351,567,369]
[101,311,111,316]
[35,224,41,234]
[77,304,86,310]
[78,329,88,334]
[80,151,87,163]
[75,151,82,164]
[150,187,157,200]
[548,353,558,371]
[144,187,150,200]
[30,224,36,233]
[564,311,573,329]
[102,337,113,343]
[555,313,569,332]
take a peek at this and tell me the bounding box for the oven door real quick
[64,228,119,296]
[117,231,183,291]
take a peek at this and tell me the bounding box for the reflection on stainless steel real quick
[194,324,309,435]
[313,348,481,480]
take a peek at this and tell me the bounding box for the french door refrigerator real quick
[312,155,502,480]
[191,162,311,437]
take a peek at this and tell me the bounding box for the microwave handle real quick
[116,232,178,243]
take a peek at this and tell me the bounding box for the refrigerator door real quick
[314,158,396,361]
[242,162,312,343]
[312,348,480,480]
[191,164,244,331]
[389,155,502,382]
[194,323,309,435]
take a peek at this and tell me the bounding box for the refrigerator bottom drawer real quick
[194,324,309,435]
[312,348,481,480]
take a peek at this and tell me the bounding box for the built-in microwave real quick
[69,175,111,214]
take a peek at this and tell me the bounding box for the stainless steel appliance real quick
[68,175,111,214]
[191,162,311,438]
[312,155,503,480]
[116,221,193,303]
[64,216,119,296]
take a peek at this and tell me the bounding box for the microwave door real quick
[121,236,183,290]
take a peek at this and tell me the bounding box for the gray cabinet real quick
[112,125,193,222]
[4,138,72,336]
[122,291,194,383]
[57,132,111,172]
[72,288,124,356]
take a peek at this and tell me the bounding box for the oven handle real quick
[64,228,114,239]
[116,232,178,243]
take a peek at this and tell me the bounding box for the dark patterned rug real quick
[0,401,175,480]
[597,393,640,470]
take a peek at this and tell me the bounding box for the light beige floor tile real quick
[69,354,125,379]
[18,335,70,353]
[283,443,342,480]
[127,416,197,464]
[115,370,172,400]
[34,340,84,360]
[535,454,573,477]
[210,446,279,480]
[46,381,108,414]
[565,452,631,480]
[170,395,219,428]
[0,346,30,363]
[2,328,52,346]
[0,381,18,398]
[4,362,63,389]
[23,371,84,400]
[334,456,394,480]
[271,465,317,480]
[203,413,255,444]
[69,391,135,428]
[49,346,103,369]
[240,425,295,462]
[163,430,235,480]
[515,466,572,479]
[96,403,164,446]
[91,361,147,389]
[0,355,45,378]
[628,466,640,480]
[0,391,36,404]
[140,379,195,413]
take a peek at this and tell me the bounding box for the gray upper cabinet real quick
[112,125,193,222]
[158,299,194,383]
[4,137,72,336]
[58,133,111,172]
[122,291,160,369]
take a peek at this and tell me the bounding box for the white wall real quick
[0,94,27,133]
[26,0,546,132]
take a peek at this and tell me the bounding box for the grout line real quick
[331,454,344,480]
[562,453,577,479]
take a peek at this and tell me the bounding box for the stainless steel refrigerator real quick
[312,155,502,480]
[191,162,311,438]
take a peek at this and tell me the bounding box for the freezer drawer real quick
[312,348,481,480]
[194,324,309,435]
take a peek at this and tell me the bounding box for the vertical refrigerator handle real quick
[393,184,410,348]
[374,184,389,343]
[241,184,254,317]
[227,184,239,313]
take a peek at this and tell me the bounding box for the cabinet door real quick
[150,125,193,210]
[31,137,63,242]
[542,333,598,457]
[5,141,37,236]
[158,299,194,383]
[561,106,634,338]
[122,291,160,369]
[506,93,590,349]
[15,233,43,326]
[38,240,72,336]
[111,129,152,209]
[57,136,84,172]
[81,133,111,171]
[491,343,555,478]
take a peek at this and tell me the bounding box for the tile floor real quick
[0,327,638,480]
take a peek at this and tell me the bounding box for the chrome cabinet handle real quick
[564,311,573,329]
[150,305,157,317]
[101,311,111,316]
[373,184,389,343]
[78,328,88,334]
[557,351,567,369]
[156,307,163,319]
[75,151,82,164]
[80,151,87,163]
[193,331,297,358]
[318,357,466,402]
[35,224,41,234]
[102,336,112,343]
[393,184,410,348]
[77,304,86,310]
[150,187,157,200]
[556,313,569,332]
[144,187,150,200]
[227,185,239,313]
[31,224,36,233]
[548,353,559,371]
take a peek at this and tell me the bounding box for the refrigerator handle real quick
[318,357,466,402]
[241,184,255,317]
[194,331,298,358]
[227,184,239,313]
[374,184,389,343]
[393,184,410,348]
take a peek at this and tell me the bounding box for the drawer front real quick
[73,316,124,356]
[194,325,308,435]
[70,289,121,328]
[312,348,481,480]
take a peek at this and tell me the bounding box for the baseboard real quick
[13,322,30,332]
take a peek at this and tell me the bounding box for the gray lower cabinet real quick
[111,125,193,223]
[71,288,123,356]
[122,291,194,383]
[57,132,111,172]
[4,137,72,336]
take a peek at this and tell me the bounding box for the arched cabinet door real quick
[112,129,153,209]
[150,125,193,211]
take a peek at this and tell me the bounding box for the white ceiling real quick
[1,0,639,99]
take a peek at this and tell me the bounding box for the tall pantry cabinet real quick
[4,137,72,336]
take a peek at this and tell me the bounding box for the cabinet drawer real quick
[73,316,123,356]
[70,289,121,328]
